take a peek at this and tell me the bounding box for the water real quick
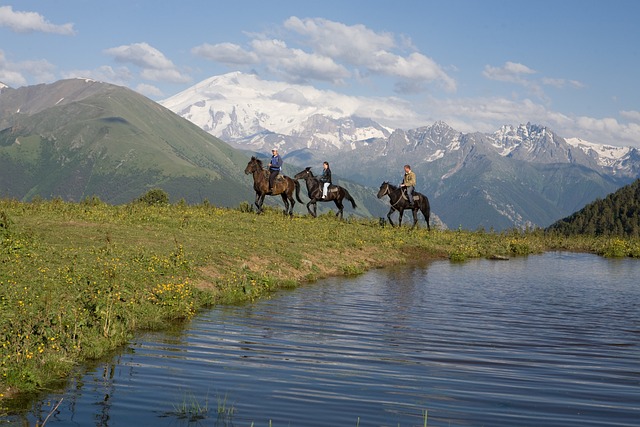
[6,252,640,426]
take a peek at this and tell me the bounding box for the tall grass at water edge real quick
[1,198,639,404]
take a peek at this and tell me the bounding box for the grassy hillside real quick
[0,80,254,205]
[2,198,640,406]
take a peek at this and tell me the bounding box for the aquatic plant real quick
[169,391,209,422]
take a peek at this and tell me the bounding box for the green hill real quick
[0,79,255,205]
[546,179,640,237]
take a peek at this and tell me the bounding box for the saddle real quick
[265,171,285,182]
[401,192,420,202]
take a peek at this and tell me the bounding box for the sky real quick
[1,0,639,147]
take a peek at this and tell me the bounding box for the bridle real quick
[381,183,407,208]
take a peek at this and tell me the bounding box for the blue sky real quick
[1,0,639,147]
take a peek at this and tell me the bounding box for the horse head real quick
[377,181,391,199]
[244,156,263,175]
[294,167,314,180]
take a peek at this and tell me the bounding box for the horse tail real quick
[294,179,303,203]
[420,195,431,229]
[343,188,357,209]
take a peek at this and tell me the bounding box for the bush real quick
[135,188,169,206]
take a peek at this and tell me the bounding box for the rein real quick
[384,185,410,208]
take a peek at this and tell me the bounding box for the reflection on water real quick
[7,252,640,426]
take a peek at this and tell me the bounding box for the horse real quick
[293,167,357,219]
[244,156,303,216]
[377,182,431,230]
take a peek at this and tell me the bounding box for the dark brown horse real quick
[244,156,302,216]
[293,167,357,219]
[377,182,431,230]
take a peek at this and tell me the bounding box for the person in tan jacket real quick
[400,164,416,208]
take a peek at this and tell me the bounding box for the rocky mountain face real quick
[161,72,639,230]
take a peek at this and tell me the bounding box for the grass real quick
[168,391,211,422]
[1,197,639,404]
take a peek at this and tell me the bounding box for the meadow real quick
[2,197,639,403]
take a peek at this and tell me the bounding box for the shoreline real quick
[1,199,638,406]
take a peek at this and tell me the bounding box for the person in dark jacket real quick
[268,148,283,192]
[319,161,332,199]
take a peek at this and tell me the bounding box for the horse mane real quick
[384,181,399,191]
[251,156,264,167]
[304,167,315,177]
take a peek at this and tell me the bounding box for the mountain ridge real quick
[161,72,639,230]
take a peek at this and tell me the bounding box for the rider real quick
[268,148,283,192]
[319,161,332,199]
[400,164,416,208]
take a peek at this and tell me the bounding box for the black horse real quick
[244,157,303,216]
[294,167,357,219]
[377,182,431,230]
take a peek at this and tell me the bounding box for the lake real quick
[6,252,640,426]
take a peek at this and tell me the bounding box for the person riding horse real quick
[319,161,332,199]
[268,148,283,192]
[400,164,416,208]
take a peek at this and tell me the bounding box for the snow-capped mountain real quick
[161,72,398,152]
[161,72,638,177]
[161,72,640,230]
[565,137,640,176]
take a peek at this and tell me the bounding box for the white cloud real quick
[62,65,133,86]
[483,61,536,84]
[283,16,395,63]
[368,51,456,92]
[195,16,455,93]
[284,17,455,92]
[271,88,312,106]
[192,42,259,65]
[0,49,55,87]
[0,68,26,87]
[541,77,585,89]
[136,83,163,98]
[105,42,174,70]
[104,42,190,84]
[0,5,75,35]
[621,110,640,123]
[250,39,350,84]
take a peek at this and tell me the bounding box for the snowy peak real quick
[161,72,639,179]
[566,137,631,163]
[160,72,394,151]
[566,137,639,176]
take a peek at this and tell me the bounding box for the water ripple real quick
[14,253,640,426]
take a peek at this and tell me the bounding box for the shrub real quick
[135,188,169,206]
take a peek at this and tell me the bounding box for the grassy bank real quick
[1,198,639,403]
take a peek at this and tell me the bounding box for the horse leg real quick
[398,208,404,227]
[287,193,295,217]
[281,194,289,216]
[255,193,264,214]
[411,208,419,229]
[387,207,396,227]
[422,205,431,231]
[306,200,316,217]
[334,199,344,219]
